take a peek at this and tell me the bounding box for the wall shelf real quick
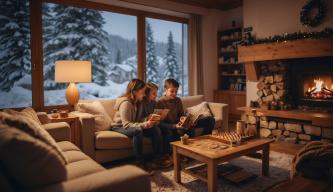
[215,27,246,123]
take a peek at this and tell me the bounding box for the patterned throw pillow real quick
[0,124,67,189]
[77,101,113,132]
[0,111,68,164]
[185,102,213,126]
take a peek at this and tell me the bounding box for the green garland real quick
[300,0,327,27]
[241,28,333,46]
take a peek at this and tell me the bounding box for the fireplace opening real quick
[289,57,333,111]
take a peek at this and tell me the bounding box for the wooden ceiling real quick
[167,0,243,10]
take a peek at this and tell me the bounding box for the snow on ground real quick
[1,76,128,107]
[44,80,128,106]
[0,86,32,108]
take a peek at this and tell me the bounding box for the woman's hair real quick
[164,78,179,89]
[145,82,158,96]
[122,79,146,102]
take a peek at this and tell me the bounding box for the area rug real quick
[150,151,294,192]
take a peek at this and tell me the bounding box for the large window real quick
[0,1,189,109]
[146,18,188,96]
[0,0,31,108]
[42,3,137,106]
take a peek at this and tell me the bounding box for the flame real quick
[313,78,323,93]
[305,78,333,99]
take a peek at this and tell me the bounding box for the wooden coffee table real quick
[171,136,274,192]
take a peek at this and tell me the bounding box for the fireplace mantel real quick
[238,38,333,81]
[238,38,333,63]
[238,107,333,127]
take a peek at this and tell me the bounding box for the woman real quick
[112,79,162,174]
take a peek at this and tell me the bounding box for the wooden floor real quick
[228,123,303,156]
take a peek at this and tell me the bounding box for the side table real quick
[49,114,81,148]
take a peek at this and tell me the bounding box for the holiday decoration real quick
[241,28,333,46]
[300,0,327,27]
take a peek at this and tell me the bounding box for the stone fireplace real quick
[255,57,333,111]
[242,57,333,144]
[237,38,333,144]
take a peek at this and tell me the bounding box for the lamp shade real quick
[55,60,92,83]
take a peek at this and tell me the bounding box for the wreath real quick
[300,0,327,27]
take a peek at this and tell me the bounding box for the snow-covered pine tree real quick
[146,22,159,85]
[0,0,31,92]
[163,31,179,82]
[116,48,122,64]
[42,3,59,89]
[43,4,110,87]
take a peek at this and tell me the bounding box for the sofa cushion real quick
[0,112,68,164]
[0,124,67,189]
[99,99,117,119]
[181,95,205,109]
[95,131,152,150]
[77,101,112,132]
[66,159,104,180]
[42,122,70,142]
[186,102,213,123]
[57,141,81,152]
[64,150,91,164]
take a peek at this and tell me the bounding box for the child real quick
[142,82,159,118]
[142,82,173,167]
[158,79,215,149]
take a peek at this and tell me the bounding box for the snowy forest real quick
[0,1,188,108]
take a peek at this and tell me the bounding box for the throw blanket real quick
[290,141,333,180]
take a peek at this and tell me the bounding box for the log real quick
[257,97,263,105]
[263,89,272,96]
[270,84,277,92]
[257,90,263,97]
[274,74,283,82]
[257,82,265,90]
[264,76,274,84]
[276,82,284,90]
[265,94,274,102]
[277,90,285,97]
[273,93,280,100]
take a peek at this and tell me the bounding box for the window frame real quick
[27,0,189,111]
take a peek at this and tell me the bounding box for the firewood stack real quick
[256,62,287,106]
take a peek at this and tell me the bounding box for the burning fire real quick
[305,78,333,99]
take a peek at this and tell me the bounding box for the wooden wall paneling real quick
[214,90,246,122]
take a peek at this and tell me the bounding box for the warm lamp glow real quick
[55,60,91,83]
[55,60,92,105]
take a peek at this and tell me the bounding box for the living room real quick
[0,0,333,192]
